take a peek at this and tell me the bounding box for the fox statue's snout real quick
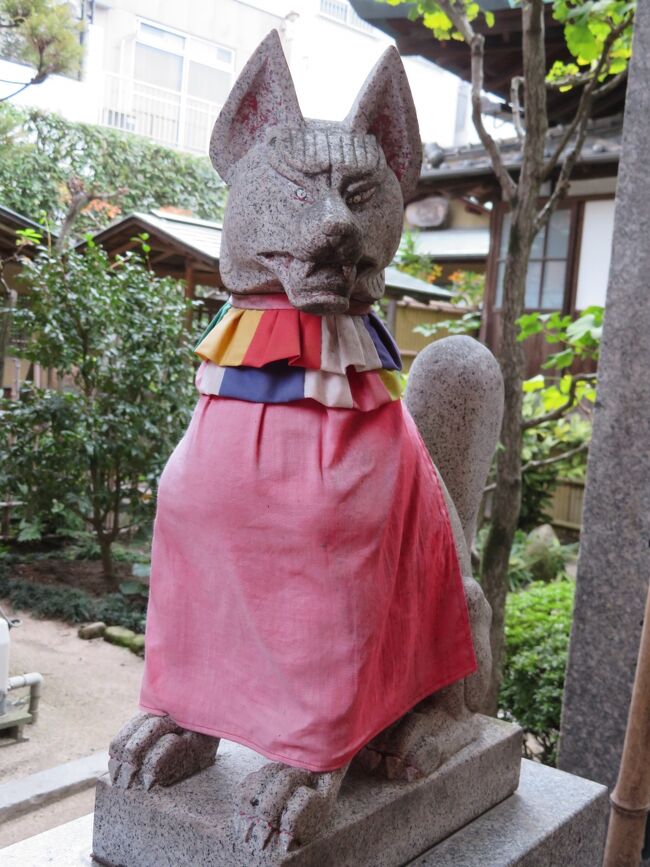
[209,31,422,314]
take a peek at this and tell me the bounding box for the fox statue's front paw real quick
[234,761,347,855]
[108,712,219,790]
[356,693,479,782]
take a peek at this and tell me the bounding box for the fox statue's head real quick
[210,30,421,315]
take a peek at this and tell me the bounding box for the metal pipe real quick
[8,673,43,724]
[602,581,650,867]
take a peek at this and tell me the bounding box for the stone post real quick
[559,3,650,799]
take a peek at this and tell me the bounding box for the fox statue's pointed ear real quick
[210,30,304,183]
[344,47,422,202]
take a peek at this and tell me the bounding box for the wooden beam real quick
[184,260,196,331]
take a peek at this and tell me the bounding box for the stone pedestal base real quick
[92,717,521,867]
[0,752,609,867]
[412,760,608,866]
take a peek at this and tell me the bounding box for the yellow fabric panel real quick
[195,309,263,365]
[378,369,403,401]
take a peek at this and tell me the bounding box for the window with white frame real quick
[103,20,235,151]
[135,22,234,106]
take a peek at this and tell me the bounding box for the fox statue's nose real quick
[321,212,362,261]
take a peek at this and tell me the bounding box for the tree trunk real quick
[479,0,548,716]
[480,207,531,713]
[99,535,118,591]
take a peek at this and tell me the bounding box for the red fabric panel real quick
[296,312,323,370]
[140,397,476,771]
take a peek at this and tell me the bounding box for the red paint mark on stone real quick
[370,110,409,181]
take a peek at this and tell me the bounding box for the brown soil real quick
[8,559,134,596]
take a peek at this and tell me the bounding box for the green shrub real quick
[499,579,575,765]
[0,104,226,235]
[477,527,575,591]
[0,239,195,583]
[0,570,146,633]
[519,409,591,532]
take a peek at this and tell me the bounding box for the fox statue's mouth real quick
[258,252,378,313]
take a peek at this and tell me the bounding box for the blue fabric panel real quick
[219,362,306,403]
[363,313,402,371]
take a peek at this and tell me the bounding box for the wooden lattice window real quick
[494,206,572,311]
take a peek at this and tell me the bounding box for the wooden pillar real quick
[184,260,196,333]
[386,297,398,336]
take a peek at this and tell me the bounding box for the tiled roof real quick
[421,115,623,185]
[414,228,490,260]
[0,205,55,254]
[91,210,454,300]
[384,266,452,299]
[132,210,222,261]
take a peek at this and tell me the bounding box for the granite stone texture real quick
[2,757,607,867]
[211,29,422,314]
[100,31,507,860]
[411,760,608,867]
[406,336,503,714]
[92,718,521,867]
[558,0,650,797]
[406,336,504,554]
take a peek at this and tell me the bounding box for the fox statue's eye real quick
[346,186,376,208]
[294,187,308,202]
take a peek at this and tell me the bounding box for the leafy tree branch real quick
[434,0,517,201]
[386,0,630,713]
[0,0,82,102]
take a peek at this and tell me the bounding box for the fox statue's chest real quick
[193,296,403,412]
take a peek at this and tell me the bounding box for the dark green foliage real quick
[0,239,196,580]
[0,104,226,235]
[477,526,575,591]
[499,579,575,765]
[519,407,592,532]
[0,570,146,632]
[519,465,558,531]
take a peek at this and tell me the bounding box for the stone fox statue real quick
[108,31,503,856]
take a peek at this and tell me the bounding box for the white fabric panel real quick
[304,370,354,408]
[196,361,225,395]
[320,315,380,374]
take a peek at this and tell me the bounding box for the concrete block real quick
[412,760,608,866]
[0,705,32,742]
[0,751,108,821]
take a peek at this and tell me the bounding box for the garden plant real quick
[385,0,635,710]
[0,234,196,586]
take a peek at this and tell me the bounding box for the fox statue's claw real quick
[108,712,218,790]
[234,762,346,855]
[356,699,479,783]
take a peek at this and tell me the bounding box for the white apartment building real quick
[0,0,472,155]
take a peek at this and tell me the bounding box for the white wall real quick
[576,199,616,310]
[1,0,471,148]
[286,1,463,144]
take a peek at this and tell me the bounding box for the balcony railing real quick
[101,72,222,154]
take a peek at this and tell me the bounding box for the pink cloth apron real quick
[140,300,476,772]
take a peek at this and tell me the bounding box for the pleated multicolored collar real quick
[194,294,404,411]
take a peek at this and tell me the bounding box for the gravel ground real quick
[0,604,143,847]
